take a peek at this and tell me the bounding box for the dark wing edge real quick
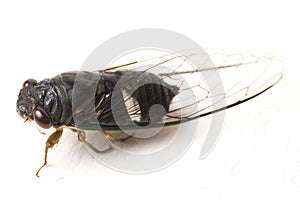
[162,49,285,125]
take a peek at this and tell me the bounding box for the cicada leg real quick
[77,131,113,153]
[103,132,118,140]
[36,128,63,177]
[103,131,132,142]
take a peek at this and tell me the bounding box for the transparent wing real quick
[85,49,284,131]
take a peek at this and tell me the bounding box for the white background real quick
[0,0,299,199]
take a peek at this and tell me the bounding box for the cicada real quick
[16,49,284,176]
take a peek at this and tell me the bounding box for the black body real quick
[16,70,179,130]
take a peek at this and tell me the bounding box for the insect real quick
[16,49,284,176]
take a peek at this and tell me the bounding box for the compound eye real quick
[23,79,37,87]
[33,109,51,129]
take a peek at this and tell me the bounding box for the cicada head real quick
[16,78,57,129]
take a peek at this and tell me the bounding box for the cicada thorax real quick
[49,73,76,126]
